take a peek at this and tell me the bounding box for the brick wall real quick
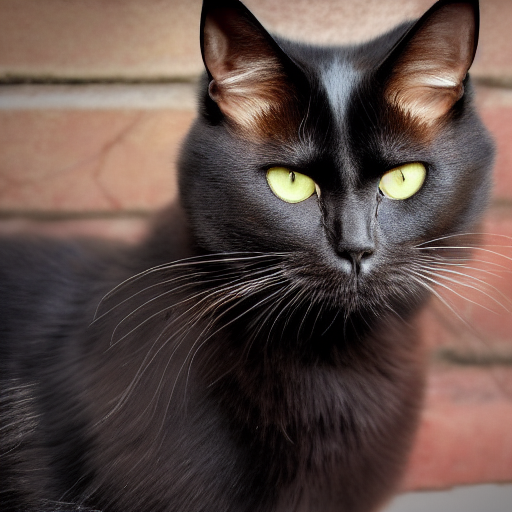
[1,0,511,494]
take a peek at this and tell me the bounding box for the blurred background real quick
[0,0,511,509]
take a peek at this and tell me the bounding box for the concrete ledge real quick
[384,484,512,512]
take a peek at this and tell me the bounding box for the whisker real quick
[153,277,289,438]
[244,281,297,352]
[108,266,284,348]
[415,254,512,275]
[93,252,287,320]
[203,285,293,390]
[415,232,512,248]
[416,245,512,262]
[413,263,512,311]
[182,279,289,389]
[93,270,221,325]
[407,270,476,331]
[266,284,309,347]
[409,266,498,314]
[103,266,288,422]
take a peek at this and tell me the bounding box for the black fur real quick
[0,1,493,511]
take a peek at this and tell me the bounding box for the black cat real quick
[0,0,494,511]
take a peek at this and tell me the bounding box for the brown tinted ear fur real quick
[383,0,478,125]
[201,0,303,141]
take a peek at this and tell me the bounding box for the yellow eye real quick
[266,167,316,203]
[379,162,426,200]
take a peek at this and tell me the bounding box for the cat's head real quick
[178,0,493,316]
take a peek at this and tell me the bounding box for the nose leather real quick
[327,195,376,272]
[336,245,374,273]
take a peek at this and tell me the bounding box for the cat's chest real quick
[212,324,425,512]
[269,369,422,512]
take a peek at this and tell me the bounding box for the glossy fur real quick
[0,1,493,511]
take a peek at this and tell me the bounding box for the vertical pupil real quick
[399,170,405,182]
[289,171,296,183]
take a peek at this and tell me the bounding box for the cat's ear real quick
[200,0,303,140]
[381,0,479,124]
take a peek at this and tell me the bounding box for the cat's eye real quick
[266,167,316,203]
[378,163,427,200]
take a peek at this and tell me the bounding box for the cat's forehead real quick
[319,57,361,126]
[278,40,389,150]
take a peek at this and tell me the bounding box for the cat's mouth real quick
[280,250,428,317]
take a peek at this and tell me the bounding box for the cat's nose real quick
[325,193,376,273]
[336,245,374,273]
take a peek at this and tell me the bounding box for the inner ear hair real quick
[383,0,478,124]
[201,0,301,140]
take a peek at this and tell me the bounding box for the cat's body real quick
[0,1,494,511]
[1,209,424,512]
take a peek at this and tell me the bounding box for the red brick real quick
[0,216,148,243]
[248,0,512,86]
[0,108,193,212]
[476,86,512,202]
[244,0,432,45]
[0,85,507,214]
[0,0,203,81]
[419,208,512,357]
[401,364,512,491]
[473,0,512,84]
[0,0,509,83]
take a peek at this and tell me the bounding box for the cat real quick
[0,0,494,511]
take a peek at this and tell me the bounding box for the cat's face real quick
[179,0,493,315]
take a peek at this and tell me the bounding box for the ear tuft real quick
[383,0,479,124]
